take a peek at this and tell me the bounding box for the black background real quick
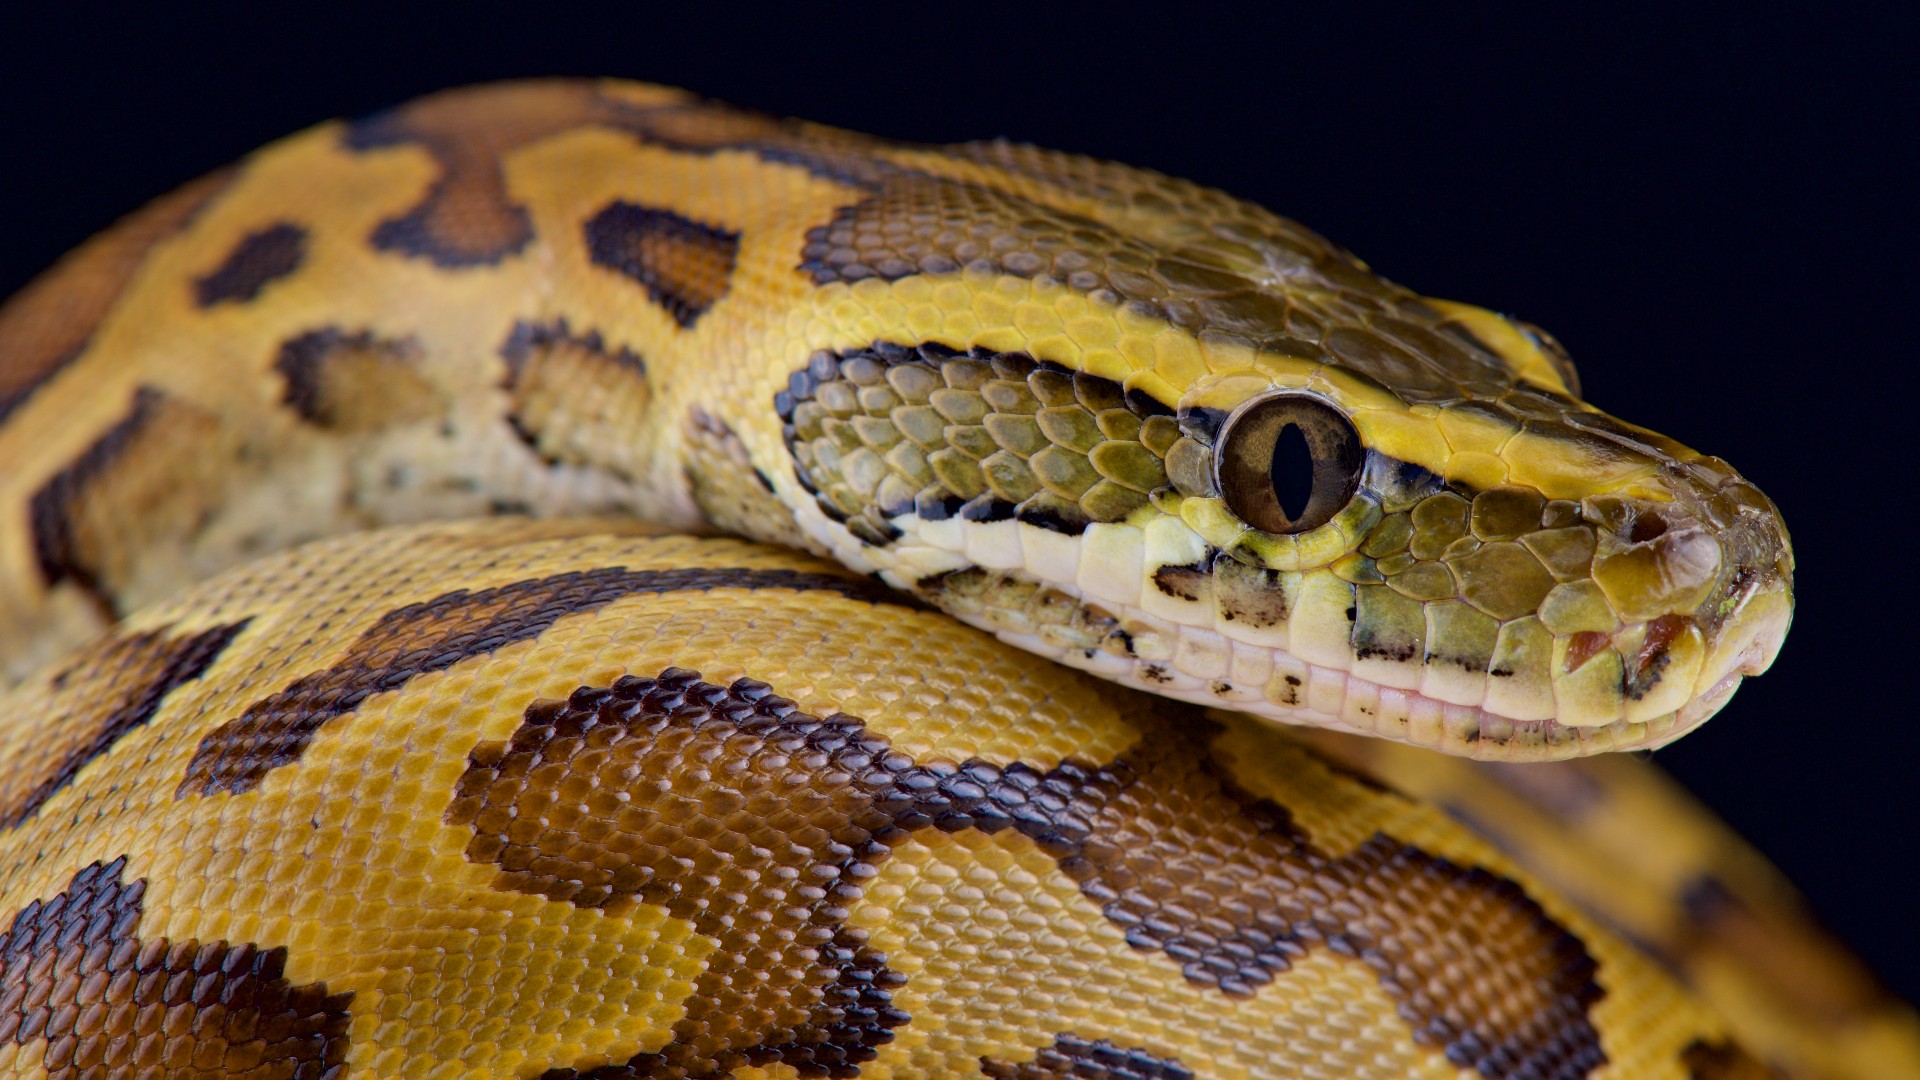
[2,7,1914,997]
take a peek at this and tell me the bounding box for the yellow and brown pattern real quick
[0,169,232,422]
[0,524,1827,1078]
[28,386,240,617]
[0,619,246,829]
[0,80,1897,1078]
[0,857,354,1078]
[1292,728,1919,1080]
[275,327,435,431]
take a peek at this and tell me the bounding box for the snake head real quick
[1123,299,1795,759]
[780,310,1791,761]
[771,159,1790,760]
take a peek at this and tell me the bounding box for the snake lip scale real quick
[967,568,1786,762]
[0,79,1893,1080]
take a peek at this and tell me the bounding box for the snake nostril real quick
[1627,511,1669,544]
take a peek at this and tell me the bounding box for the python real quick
[0,81,1887,1079]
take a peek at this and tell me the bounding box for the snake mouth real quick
[970,581,1791,763]
[1078,650,1723,762]
[1039,643,1761,762]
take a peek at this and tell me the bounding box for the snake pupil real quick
[1272,422,1314,521]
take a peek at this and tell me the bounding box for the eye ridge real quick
[1215,392,1364,535]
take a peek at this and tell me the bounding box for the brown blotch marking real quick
[0,168,233,422]
[191,221,307,306]
[343,81,809,270]
[458,667,1603,1078]
[584,201,740,328]
[1048,724,1606,1077]
[0,620,247,830]
[0,857,352,1077]
[275,326,437,430]
[468,672,912,1077]
[1680,1039,1783,1080]
[178,567,906,799]
[346,81,650,266]
[29,386,235,613]
[499,320,649,470]
[342,79,896,270]
[979,1034,1193,1079]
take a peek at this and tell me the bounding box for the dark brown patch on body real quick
[341,80,897,271]
[178,567,906,798]
[0,168,233,422]
[342,80,817,270]
[456,666,1603,1079]
[345,81,650,266]
[0,858,352,1077]
[29,386,235,613]
[499,320,650,470]
[980,1035,1194,1079]
[1680,1039,1783,1080]
[465,672,910,1078]
[0,621,247,830]
[584,201,740,327]
[1051,726,1606,1077]
[276,327,437,430]
[192,221,307,306]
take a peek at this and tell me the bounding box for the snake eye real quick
[1214,392,1364,534]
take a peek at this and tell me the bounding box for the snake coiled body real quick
[0,80,1905,1078]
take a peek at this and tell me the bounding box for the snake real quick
[0,78,1907,1079]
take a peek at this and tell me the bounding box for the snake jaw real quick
[907,462,1793,762]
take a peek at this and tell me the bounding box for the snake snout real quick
[1576,466,1793,744]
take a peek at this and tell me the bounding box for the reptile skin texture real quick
[0,81,1903,1079]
